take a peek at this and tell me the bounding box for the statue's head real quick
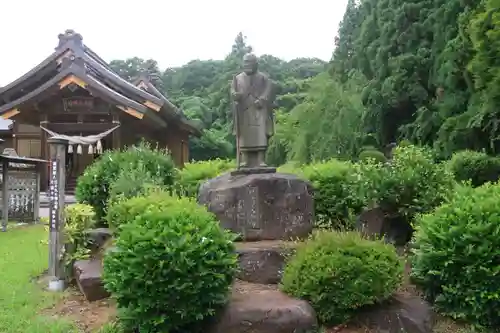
[243,53,258,74]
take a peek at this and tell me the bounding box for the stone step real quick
[73,259,110,302]
[209,280,317,333]
[235,240,297,284]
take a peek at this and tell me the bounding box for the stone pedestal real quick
[199,170,318,332]
[198,172,314,241]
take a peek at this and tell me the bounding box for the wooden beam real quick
[2,109,20,119]
[112,114,121,150]
[116,106,144,119]
[144,100,161,112]
[58,75,87,90]
[47,122,118,132]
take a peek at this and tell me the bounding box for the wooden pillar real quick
[2,159,8,232]
[40,115,48,192]
[47,137,68,289]
[33,164,41,223]
[112,114,121,150]
[12,122,18,153]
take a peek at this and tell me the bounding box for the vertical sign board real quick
[47,137,67,287]
[49,159,59,231]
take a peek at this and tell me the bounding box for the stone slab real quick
[236,240,297,284]
[209,281,317,333]
[198,172,314,241]
[354,292,435,333]
[73,259,110,302]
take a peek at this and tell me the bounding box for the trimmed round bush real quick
[173,159,235,198]
[447,150,500,187]
[287,159,363,230]
[107,162,164,215]
[281,231,403,325]
[102,192,238,332]
[106,184,164,232]
[75,141,175,223]
[412,183,500,328]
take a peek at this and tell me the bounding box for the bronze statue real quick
[231,53,274,169]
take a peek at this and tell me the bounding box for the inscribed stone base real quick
[198,172,314,241]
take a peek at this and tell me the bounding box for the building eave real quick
[0,36,87,97]
[82,52,164,109]
[0,64,155,122]
[135,77,201,136]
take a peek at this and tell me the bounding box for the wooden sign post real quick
[47,136,68,291]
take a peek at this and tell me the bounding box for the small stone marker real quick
[47,137,68,292]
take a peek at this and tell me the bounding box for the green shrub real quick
[287,159,363,230]
[281,231,403,325]
[173,159,235,197]
[108,162,164,207]
[447,150,500,187]
[106,185,165,232]
[103,192,238,332]
[75,141,175,223]
[63,203,96,280]
[351,145,455,222]
[412,182,500,328]
[358,149,387,163]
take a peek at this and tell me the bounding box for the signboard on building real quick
[62,97,94,112]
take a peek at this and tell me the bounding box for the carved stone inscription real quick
[198,172,314,241]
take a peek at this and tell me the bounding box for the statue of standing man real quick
[231,53,275,169]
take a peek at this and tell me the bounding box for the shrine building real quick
[0,30,199,192]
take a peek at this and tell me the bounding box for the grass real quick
[0,225,78,333]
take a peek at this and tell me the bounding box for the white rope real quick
[40,125,120,146]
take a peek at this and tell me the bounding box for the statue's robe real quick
[231,71,274,151]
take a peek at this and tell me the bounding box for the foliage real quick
[447,150,500,187]
[102,192,238,332]
[287,160,363,230]
[106,186,165,232]
[173,159,235,197]
[358,149,387,163]
[0,226,78,332]
[62,204,96,280]
[107,162,165,207]
[75,141,175,223]
[351,145,455,222]
[106,1,500,166]
[281,231,403,325]
[268,73,367,164]
[412,182,500,328]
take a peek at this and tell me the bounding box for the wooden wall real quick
[3,119,189,166]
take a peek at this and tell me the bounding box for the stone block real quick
[354,292,435,333]
[74,259,110,302]
[209,281,317,333]
[356,207,413,246]
[236,240,296,284]
[85,228,113,251]
[198,172,314,241]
